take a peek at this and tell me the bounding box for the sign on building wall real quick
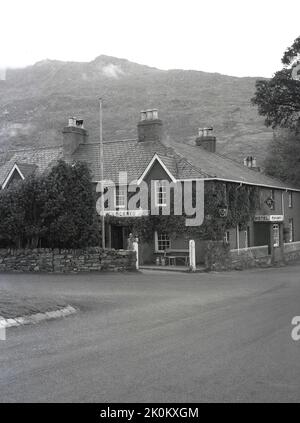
[254,215,284,222]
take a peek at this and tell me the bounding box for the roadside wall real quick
[230,245,271,269]
[284,241,300,262]
[0,248,136,273]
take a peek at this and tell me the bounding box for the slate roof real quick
[0,146,63,186]
[0,135,299,191]
[16,162,38,178]
[170,140,300,190]
[72,139,208,183]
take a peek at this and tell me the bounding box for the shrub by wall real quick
[0,248,136,273]
[204,241,232,271]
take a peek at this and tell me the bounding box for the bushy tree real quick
[43,160,100,248]
[252,36,300,185]
[252,36,300,131]
[0,182,25,247]
[0,160,100,249]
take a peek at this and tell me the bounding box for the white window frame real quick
[224,230,230,244]
[288,191,293,208]
[273,223,280,247]
[289,218,294,242]
[115,185,126,209]
[270,189,275,210]
[154,180,168,207]
[154,231,171,252]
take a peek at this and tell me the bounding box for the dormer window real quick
[154,180,167,207]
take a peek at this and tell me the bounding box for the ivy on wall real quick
[105,181,260,242]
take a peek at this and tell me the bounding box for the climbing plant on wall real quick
[105,181,260,242]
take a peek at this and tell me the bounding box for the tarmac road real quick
[0,264,300,402]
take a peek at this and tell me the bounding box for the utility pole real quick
[99,98,105,249]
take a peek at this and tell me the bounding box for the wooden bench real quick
[165,249,189,266]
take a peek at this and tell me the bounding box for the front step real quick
[140,265,206,273]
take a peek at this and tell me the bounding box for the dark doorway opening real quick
[110,225,131,250]
[254,222,271,253]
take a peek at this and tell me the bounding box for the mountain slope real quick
[0,55,272,165]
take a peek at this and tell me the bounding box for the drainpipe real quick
[236,224,240,254]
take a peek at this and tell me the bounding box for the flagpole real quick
[99,98,105,249]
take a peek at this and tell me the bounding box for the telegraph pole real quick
[99,98,105,249]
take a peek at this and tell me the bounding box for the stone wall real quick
[230,245,271,269]
[0,248,136,273]
[284,241,300,263]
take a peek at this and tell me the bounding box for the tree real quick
[252,36,300,131]
[252,36,300,185]
[42,160,100,248]
[0,182,25,248]
[0,160,100,249]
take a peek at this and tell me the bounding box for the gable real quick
[137,154,177,185]
[143,159,173,184]
[2,163,25,189]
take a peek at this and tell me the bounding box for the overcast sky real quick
[1,0,299,77]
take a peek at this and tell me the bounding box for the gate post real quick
[133,238,139,270]
[189,239,196,272]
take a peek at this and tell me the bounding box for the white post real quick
[133,238,139,270]
[236,224,240,255]
[189,239,196,272]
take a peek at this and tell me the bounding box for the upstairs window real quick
[115,185,126,209]
[270,189,275,210]
[154,180,167,207]
[288,191,293,208]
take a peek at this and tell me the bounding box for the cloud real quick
[102,63,124,79]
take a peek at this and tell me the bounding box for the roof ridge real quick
[79,139,137,146]
[0,145,63,154]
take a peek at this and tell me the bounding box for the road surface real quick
[0,265,300,402]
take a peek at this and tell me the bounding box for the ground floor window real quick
[289,218,294,242]
[224,231,230,244]
[273,223,280,247]
[155,232,171,252]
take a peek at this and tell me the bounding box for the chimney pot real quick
[68,117,77,127]
[146,110,153,120]
[140,111,147,121]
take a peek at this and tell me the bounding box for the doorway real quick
[254,223,271,253]
[110,225,130,250]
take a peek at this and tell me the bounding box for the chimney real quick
[243,156,260,171]
[62,117,88,163]
[195,127,216,153]
[137,109,163,142]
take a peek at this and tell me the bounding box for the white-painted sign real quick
[102,209,149,217]
[254,215,284,222]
